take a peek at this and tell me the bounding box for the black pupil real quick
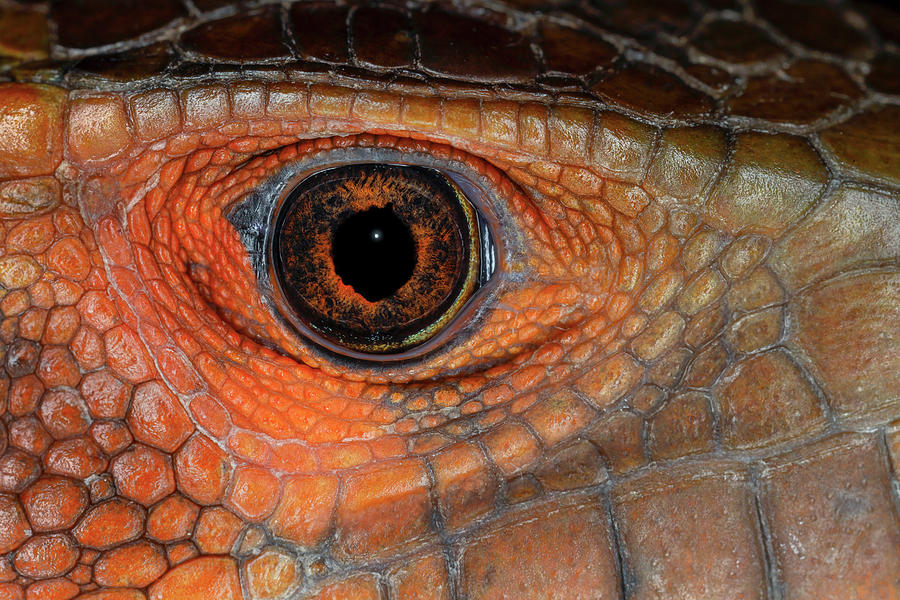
[331,203,417,302]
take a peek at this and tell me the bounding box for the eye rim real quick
[227,144,504,364]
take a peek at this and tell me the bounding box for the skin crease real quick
[0,1,899,599]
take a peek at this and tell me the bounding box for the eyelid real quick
[156,128,603,387]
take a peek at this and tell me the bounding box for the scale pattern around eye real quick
[270,164,485,357]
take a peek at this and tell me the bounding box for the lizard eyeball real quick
[270,164,490,356]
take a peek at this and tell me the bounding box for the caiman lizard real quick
[0,1,898,599]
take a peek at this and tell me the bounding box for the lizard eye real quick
[226,148,501,363]
[270,164,490,357]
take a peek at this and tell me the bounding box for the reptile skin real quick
[0,1,898,598]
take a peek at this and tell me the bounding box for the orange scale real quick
[258,136,287,152]
[189,395,231,439]
[341,402,376,421]
[138,321,169,351]
[89,422,133,457]
[185,221,207,244]
[18,308,48,342]
[305,418,351,444]
[228,137,259,153]
[250,407,294,440]
[133,246,162,282]
[263,391,292,413]
[227,431,273,467]
[218,381,256,417]
[318,443,372,470]
[77,291,121,333]
[122,151,165,188]
[271,442,317,473]
[173,436,230,507]
[148,289,179,326]
[225,465,280,522]
[184,149,212,173]
[357,385,388,402]
[534,342,566,364]
[324,377,367,398]
[333,458,433,560]
[369,405,402,424]
[96,219,133,268]
[510,364,547,391]
[200,132,230,147]
[172,330,202,359]
[128,380,194,453]
[285,405,318,434]
[195,326,229,354]
[27,577,80,599]
[368,435,406,460]
[103,325,156,384]
[457,376,486,395]
[606,292,632,321]
[477,408,508,429]
[0,559,17,583]
[211,147,233,165]
[166,542,199,567]
[267,474,337,548]
[276,145,298,162]
[481,384,514,407]
[394,418,418,434]
[580,315,611,340]
[297,385,329,407]
[445,355,474,371]
[146,495,200,544]
[132,293,163,327]
[193,507,242,555]
[412,433,452,455]
[108,268,141,299]
[404,395,430,412]
[419,414,447,429]
[304,395,348,416]
[196,209,217,232]
[70,327,105,370]
[433,388,462,408]
[224,364,257,389]
[472,341,500,358]
[271,134,298,147]
[248,120,280,137]
[246,357,280,379]
[153,211,176,242]
[346,422,382,441]
[29,280,56,309]
[461,400,483,415]
[127,207,153,248]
